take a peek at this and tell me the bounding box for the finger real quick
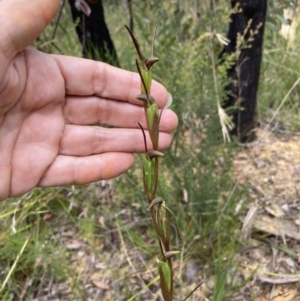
[59,125,173,156]
[63,96,178,130]
[38,153,134,187]
[53,55,169,107]
[0,0,59,60]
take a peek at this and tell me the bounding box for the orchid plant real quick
[125,25,201,301]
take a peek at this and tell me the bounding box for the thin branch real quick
[52,0,67,41]
[138,122,148,153]
[182,282,203,301]
[151,26,157,57]
[135,59,150,99]
[125,25,144,66]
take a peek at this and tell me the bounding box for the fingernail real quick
[165,93,173,108]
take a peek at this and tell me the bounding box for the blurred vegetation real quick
[1,1,300,300]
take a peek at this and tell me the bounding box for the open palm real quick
[0,0,178,200]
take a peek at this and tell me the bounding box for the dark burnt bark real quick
[69,0,120,67]
[220,0,267,142]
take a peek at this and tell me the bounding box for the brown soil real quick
[232,128,300,301]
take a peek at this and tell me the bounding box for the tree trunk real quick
[69,0,120,67]
[220,0,267,142]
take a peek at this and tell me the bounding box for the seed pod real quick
[151,199,182,243]
[157,259,172,301]
[156,201,170,242]
[143,157,155,196]
[147,103,160,150]
[141,69,152,94]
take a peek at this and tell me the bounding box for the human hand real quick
[0,0,178,200]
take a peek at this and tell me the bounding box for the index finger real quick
[52,55,169,107]
[0,0,59,79]
[0,0,59,57]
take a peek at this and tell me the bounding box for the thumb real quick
[0,0,60,59]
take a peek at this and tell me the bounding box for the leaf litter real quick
[233,127,300,301]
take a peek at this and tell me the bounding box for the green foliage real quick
[1,0,299,300]
[0,190,73,299]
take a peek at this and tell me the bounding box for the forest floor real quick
[231,127,300,301]
[25,127,300,301]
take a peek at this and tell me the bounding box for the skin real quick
[0,0,178,200]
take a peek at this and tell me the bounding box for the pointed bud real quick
[164,250,180,259]
[148,150,164,160]
[144,56,159,69]
[136,94,155,104]
[149,196,164,209]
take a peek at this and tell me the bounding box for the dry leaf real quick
[65,240,84,250]
[91,279,110,290]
